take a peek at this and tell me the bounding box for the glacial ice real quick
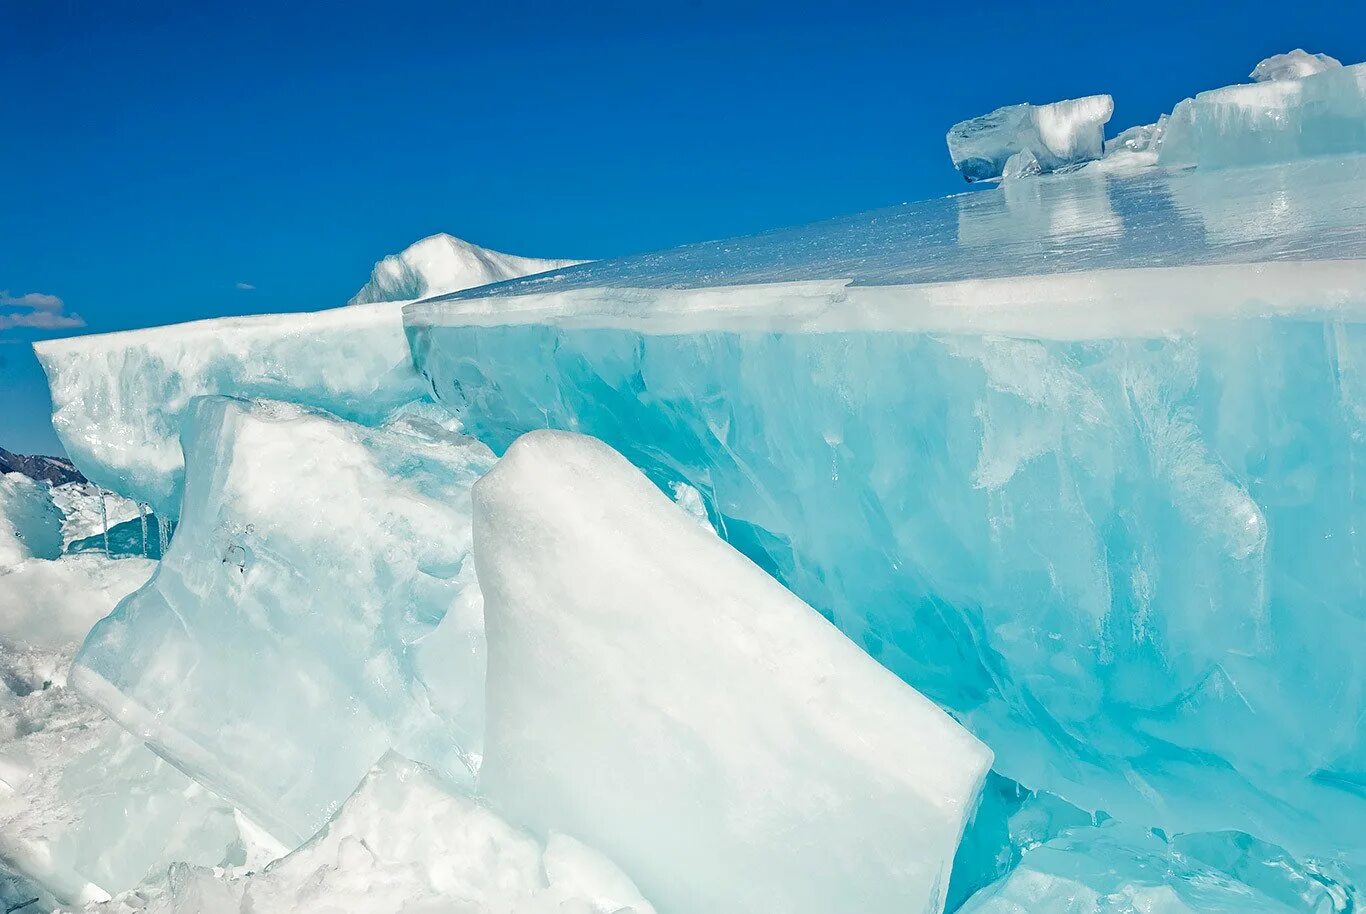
[348,233,582,306]
[1159,61,1366,169]
[473,431,992,914]
[407,153,1366,880]
[73,396,494,846]
[947,95,1113,181]
[85,754,655,914]
[35,234,571,516]
[1251,49,1343,83]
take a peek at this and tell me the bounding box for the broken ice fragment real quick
[73,397,494,846]
[1251,48,1342,82]
[0,473,62,566]
[947,95,1113,181]
[348,233,583,305]
[473,431,992,914]
[1000,149,1041,180]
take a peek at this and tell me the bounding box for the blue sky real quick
[4,0,1365,455]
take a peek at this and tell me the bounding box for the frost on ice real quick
[473,431,992,914]
[72,397,494,846]
[946,94,1112,181]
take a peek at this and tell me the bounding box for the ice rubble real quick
[474,431,992,914]
[407,150,1366,880]
[72,397,494,846]
[85,755,655,914]
[35,234,574,517]
[348,233,582,305]
[1251,49,1343,83]
[947,95,1113,181]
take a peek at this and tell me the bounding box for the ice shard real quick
[947,95,1113,181]
[72,397,494,845]
[407,154,1366,878]
[473,431,992,914]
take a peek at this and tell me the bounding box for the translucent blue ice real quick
[406,155,1366,879]
[946,95,1112,182]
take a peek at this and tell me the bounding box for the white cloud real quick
[0,290,85,331]
[235,281,256,291]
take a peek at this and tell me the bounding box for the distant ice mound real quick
[1251,48,1342,82]
[947,95,1113,182]
[348,233,583,306]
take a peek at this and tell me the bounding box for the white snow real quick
[473,430,993,914]
[347,233,583,305]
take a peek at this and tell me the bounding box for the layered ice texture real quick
[71,397,494,846]
[35,235,573,517]
[947,95,1113,181]
[408,154,1366,882]
[474,431,992,914]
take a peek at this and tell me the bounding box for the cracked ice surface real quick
[72,397,494,846]
[407,155,1366,879]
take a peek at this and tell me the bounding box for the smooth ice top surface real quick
[347,233,583,305]
[474,431,992,914]
[1251,49,1343,82]
[407,155,1366,339]
[946,95,1113,182]
[73,397,495,846]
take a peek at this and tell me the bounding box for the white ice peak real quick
[347,233,584,305]
[1250,49,1342,82]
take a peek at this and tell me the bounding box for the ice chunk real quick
[947,95,1112,181]
[0,560,243,905]
[473,431,992,914]
[49,483,141,551]
[0,473,62,566]
[1251,48,1342,82]
[1159,61,1366,169]
[33,302,426,517]
[1104,117,1166,156]
[957,826,1312,913]
[348,233,583,306]
[406,155,1366,878]
[85,754,655,914]
[73,397,494,846]
[1000,149,1041,180]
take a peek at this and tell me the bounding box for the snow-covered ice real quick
[473,430,992,914]
[946,95,1112,181]
[348,233,582,306]
[1251,48,1342,82]
[73,397,494,846]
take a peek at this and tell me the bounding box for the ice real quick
[1,519,245,904]
[1251,49,1342,83]
[473,431,992,914]
[1000,149,1041,180]
[946,95,1112,181]
[406,155,1366,879]
[49,483,141,551]
[84,754,655,914]
[348,233,582,305]
[1158,61,1366,169]
[72,397,494,846]
[957,825,1320,913]
[35,234,571,517]
[0,473,63,566]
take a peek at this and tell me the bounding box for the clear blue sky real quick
[3,0,1364,456]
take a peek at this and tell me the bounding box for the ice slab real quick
[73,397,494,846]
[474,431,992,914]
[947,95,1113,181]
[407,156,1366,877]
[85,754,656,914]
[0,558,244,905]
[0,473,62,566]
[1159,61,1366,169]
[1251,49,1342,83]
[957,826,1319,913]
[50,483,141,551]
[348,233,582,305]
